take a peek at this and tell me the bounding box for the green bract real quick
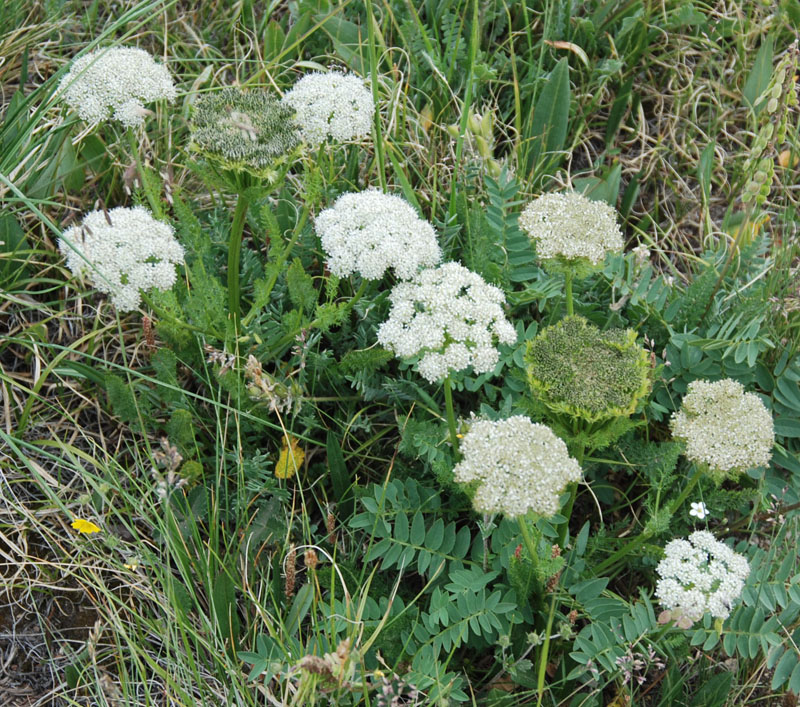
[188,87,300,180]
[525,315,651,424]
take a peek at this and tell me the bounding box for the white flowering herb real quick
[59,47,176,128]
[689,501,709,520]
[518,191,624,270]
[655,530,749,622]
[377,262,517,383]
[282,71,374,147]
[59,206,184,312]
[189,88,300,178]
[314,190,441,280]
[452,416,582,518]
[671,378,774,480]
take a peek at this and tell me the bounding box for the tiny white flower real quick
[315,190,441,280]
[59,47,176,128]
[689,501,708,520]
[282,71,373,147]
[59,206,184,311]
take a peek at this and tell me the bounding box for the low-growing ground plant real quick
[1,1,800,705]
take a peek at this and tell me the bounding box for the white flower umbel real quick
[59,206,184,311]
[377,262,517,383]
[282,71,373,147]
[519,191,624,266]
[453,416,581,518]
[671,378,774,480]
[315,190,441,280]
[655,530,749,621]
[59,47,176,128]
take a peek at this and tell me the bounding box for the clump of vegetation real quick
[2,1,799,705]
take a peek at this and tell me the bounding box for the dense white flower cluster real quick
[519,191,624,266]
[671,378,774,478]
[452,416,581,518]
[377,262,517,382]
[655,530,749,621]
[282,71,373,147]
[315,191,441,280]
[59,206,184,311]
[59,47,176,128]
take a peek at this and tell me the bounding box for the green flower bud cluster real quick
[743,43,798,205]
[446,109,503,177]
[525,315,651,423]
[189,87,300,180]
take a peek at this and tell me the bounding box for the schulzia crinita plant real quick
[187,86,301,324]
[670,378,774,482]
[452,415,581,519]
[315,190,441,281]
[519,191,624,315]
[59,47,176,127]
[59,206,184,311]
[655,530,750,625]
[525,315,652,436]
[282,71,374,148]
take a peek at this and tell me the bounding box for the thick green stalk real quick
[556,443,584,549]
[564,270,574,317]
[536,590,559,706]
[593,469,702,576]
[443,375,460,458]
[227,193,250,327]
[517,515,540,575]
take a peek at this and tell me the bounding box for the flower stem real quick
[227,193,250,328]
[517,515,540,574]
[536,590,559,706]
[564,270,574,317]
[126,129,162,217]
[593,469,702,576]
[556,443,584,549]
[443,375,460,458]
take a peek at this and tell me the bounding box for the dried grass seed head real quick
[315,190,441,280]
[282,71,374,147]
[519,191,624,271]
[453,415,582,518]
[670,378,774,480]
[60,47,176,128]
[377,262,517,383]
[655,530,749,621]
[59,206,184,312]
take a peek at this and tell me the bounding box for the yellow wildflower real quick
[72,518,101,534]
[275,436,305,479]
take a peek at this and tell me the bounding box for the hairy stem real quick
[227,193,250,328]
[443,375,460,459]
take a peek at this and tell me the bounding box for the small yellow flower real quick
[71,518,101,534]
[275,436,305,479]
